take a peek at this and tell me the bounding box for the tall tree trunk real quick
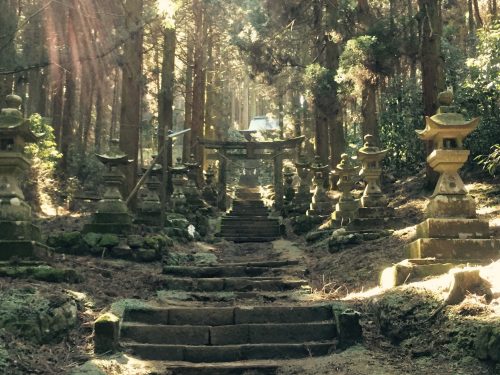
[119,0,144,195]
[473,0,483,27]
[110,68,121,141]
[158,26,176,199]
[418,0,444,187]
[183,38,194,161]
[94,85,105,152]
[191,0,207,175]
[361,81,378,142]
[326,0,344,177]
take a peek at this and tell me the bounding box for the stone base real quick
[0,240,52,261]
[416,218,489,239]
[82,223,132,235]
[358,206,394,219]
[346,217,399,231]
[136,212,163,227]
[307,202,333,218]
[361,194,387,208]
[92,212,133,225]
[379,258,484,288]
[406,238,500,260]
[0,221,41,241]
[425,194,476,218]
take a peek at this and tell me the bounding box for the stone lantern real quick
[202,164,218,207]
[83,139,133,234]
[416,91,479,218]
[184,154,204,209]
[381,91,500,288]
[283,166,296,204]
[136,157,162,226]
[291,154,312,214]
[331,154,360,226]
[0,95,49,260]
[170,157,188,213]
[357,134,389,208]
[306,156,332,218]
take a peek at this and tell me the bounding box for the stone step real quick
[162,265,290,278]
[123,341,337,362]
[223,216,275,221]
[159,277,307,292]
[121,322,336,345]
[220,229,280,237]
[222,236,280,243]
[229,210,270,216]
[156,362,280,375]
[220,223,280,229]
[123,306,333,326]
[156,289,312,303]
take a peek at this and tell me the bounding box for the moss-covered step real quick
[0,264,82,282]
[406,238,500,259]
[0,240,52,261]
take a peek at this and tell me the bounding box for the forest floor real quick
[1,171,499,374]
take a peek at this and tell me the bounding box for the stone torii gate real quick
[199,136,305,211]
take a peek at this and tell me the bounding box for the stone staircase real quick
[220,187,281,242]
[95,243,362,374]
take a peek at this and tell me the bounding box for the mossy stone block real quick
[83,233,102,248]
[94,312,120,354]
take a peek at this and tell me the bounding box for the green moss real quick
[0,265,83,283]
[110,299,150,318]
[99,234,119,248]
[82,232,102,248]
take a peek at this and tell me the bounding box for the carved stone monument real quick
[0,95,50,260]
[331,154,360,227]
[306,156,332,218]
[83,140,133,234]
[381,92,500,287]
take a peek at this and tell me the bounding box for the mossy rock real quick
[82,232,102,248]
[47,231,84,254]
[0,288,78,344]
[134,248,158,262]
[143,235,167,250]
[291,215,323,235]
[475,325,500,362]
[164,252,191,265]
[127,235,144,249]
[306,230,331,243]
[99,234,120,248]
[0,265,83,283]
[70,361,107,375]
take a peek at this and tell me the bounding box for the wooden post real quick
[274,149,284,210]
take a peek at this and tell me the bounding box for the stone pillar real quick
[283,166,296,204]
[0,95,50,260]
[202,164,218,207]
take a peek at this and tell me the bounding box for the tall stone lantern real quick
[202,164,218,207]
[291,154,311,214]
[381,91,500,288]
[331,154,360,226]
[170,157,188,213]
[306,156,332,218]
[83,139,133,234]
[357,134,389,208]
[0,95,49,260]
[417,91,479,218]
[137,157,162,226]
[184,154,204,209]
